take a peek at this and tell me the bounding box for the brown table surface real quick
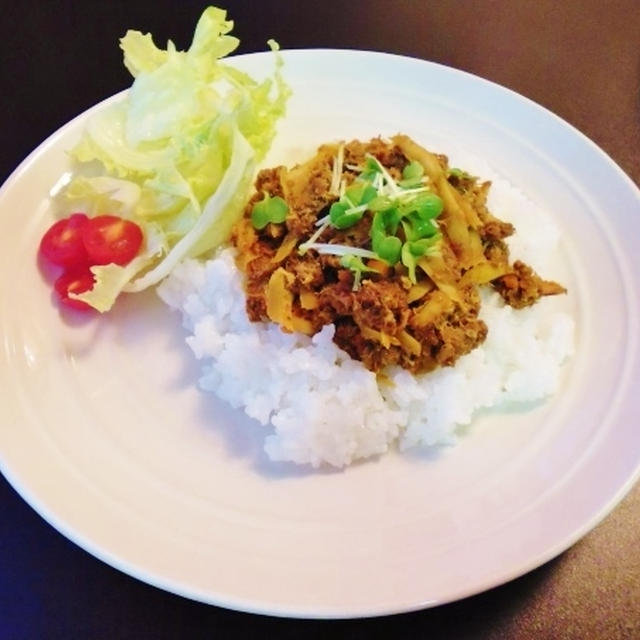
[1,1,639,638]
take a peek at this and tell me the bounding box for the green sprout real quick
[401,236,441,283]
[447,167,474,180]
[358,156,383,182]
[339,254,379,290]
[398,160,425,188]
[371,211,402,265]
[251,192,289,230]
[298,151,452,272]
[329,180,378,229]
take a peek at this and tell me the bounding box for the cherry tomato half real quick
[82,215,143,266]
[39,213,89,268]
[54,267,96,311]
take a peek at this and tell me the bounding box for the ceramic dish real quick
[0,50,639,618]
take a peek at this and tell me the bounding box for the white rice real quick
[158,167,575,468]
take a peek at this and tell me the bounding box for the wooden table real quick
[2,1,639,637]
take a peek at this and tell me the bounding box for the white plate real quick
[1,50,639,618]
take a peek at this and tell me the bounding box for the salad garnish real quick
[41,6,290,312]
[39,213,145,310]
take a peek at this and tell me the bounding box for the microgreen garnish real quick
[401,242,418,283]
[251,192,289,229]
[364,154,401,196]
[328,180,378,229]
[329,201,367,229]
[448,167,473,180]
[298,218,332,254]
[358,156,382,182]
[393,191,442,224]
[371,210,402,264]
[345,181,378,206]
[373,233,403,265]
[339,254,379,290]
[367,195,394,212]
[299,243,378,259]
[401,236,441,283]
[297,151,446,271]
[398,160,425,188]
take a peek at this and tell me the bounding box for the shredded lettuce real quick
[62,176,141,217]
[62,6,290,311]
[70,224,168,312]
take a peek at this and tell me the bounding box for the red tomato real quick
[39,213,89,268]
[82,215,143,266]
[54,267,96,311]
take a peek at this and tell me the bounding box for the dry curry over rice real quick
[231,135,565,374]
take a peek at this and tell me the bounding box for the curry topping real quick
[231,135,565,374]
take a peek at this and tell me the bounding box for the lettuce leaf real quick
[69,224,168,312]
[125,123,254,292]
[62,176,141,216]
[59,6,289,311]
